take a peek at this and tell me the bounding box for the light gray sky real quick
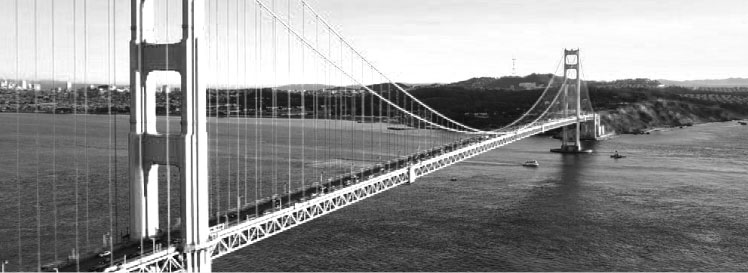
[311,0,747,82]
[0,0,746,84]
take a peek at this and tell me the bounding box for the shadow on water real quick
[520,141,598,211]
[492,141,607,270]
[554,140,598,197]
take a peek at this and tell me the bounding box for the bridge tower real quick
[552,49,591,153]
[129,0,211,271]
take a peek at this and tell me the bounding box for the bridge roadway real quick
[58,115,593,273]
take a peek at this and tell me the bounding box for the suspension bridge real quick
[0,0,603,272]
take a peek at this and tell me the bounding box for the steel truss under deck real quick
[106,114,594,272]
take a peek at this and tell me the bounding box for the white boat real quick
[522,160,539,167]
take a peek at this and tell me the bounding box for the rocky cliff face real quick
[599,99,746,134]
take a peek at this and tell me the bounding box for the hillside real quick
[658,78,748,87]
[597,99,746,134]
[448,74,559,90]
[410,86,544,129]
[407,82,748,133]
[276,84,336,91]
[580,86,748,133]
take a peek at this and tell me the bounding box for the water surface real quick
[215,122,748,271]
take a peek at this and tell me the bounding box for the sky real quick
[0,0,746,85]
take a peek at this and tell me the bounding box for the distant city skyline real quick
[0,0,745,85]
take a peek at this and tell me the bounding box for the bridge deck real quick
[98,115,593,272]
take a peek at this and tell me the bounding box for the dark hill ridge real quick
[275,83,412,91]
[276,84,336,91]
[659,78,748,87]
[448,74,561,90]
[407,80,748,132]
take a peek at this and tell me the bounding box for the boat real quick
[610,152,626,159]
[522,160,539,167]
[739,121,747,126]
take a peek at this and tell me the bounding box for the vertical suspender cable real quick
[351,56,357,177]
[332,72,337,175]
[349,57,354,177]
[214,0,221,219]
[421,105,425,155]
[370,69,374,163]
[73,0,81,269]
[52,0,59,262]
[272,0,278,203]
[325,27,330,184]
[301,2,306,198]
[255,2,262,216]
[394,81,399,165]
[431,112,435,149]
[287,0,292,207]
[313,12,319,193]
[360,65,365,164]
[113,0,120,245]
[338,61,344,176]
[338,72,343,173]
[234,0,240,218]
[206,0,212,219]
[412,98,416,158]
[243,0,249,208]
[14,0,21,268]
[83,0,91,252]
[205,0,212,220]
[360,65,365,165]
[225,0,231,220]
[338,67,343,173]
[378,75,382,164]
[34,0,42,268]
[366,68,370,163]
[235,0,241,220]
[387,80,391,160]
[165,0,172,251]
[208,0,214,218]
[107,0,115,262]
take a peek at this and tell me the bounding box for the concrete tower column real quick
[180,0,211,271]
[575,51,582,148]
[130,1,211,271]
[553,49,585,153]
[129,0,160,241]
[562,84,569,147]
